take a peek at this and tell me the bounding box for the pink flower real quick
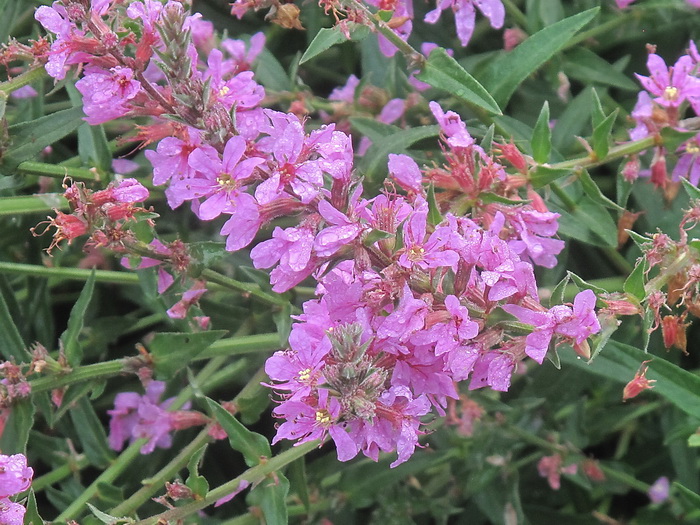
[425,0,504,47]
[388,154,424,194]
[0,498,26,525]
[648,476,670,503]
[75,66,141,125]
[635,54,700,110]
[0,455,32,498]
[108,380,178,454]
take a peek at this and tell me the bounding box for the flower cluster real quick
[31,178,150,254]
[624,42,700,194]
[0,454,33,525]
[108,380,224,454]
[263,104,599,466]
[35,1,603,467]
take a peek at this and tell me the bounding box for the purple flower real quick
[635,54,700,110]
[329,75,360,103]
[429,101,477,149]
[0,455,32,498]
[398,199,460,271]
[204,49,265,111]
[388,154,424,194]
[648,476,670,504]
[108,380,177,454]
[75,66,141,125]
[672,134,700,186]
[219,193,262,252]
[0,498,26,525]
[145,129,203,187]
[181,136,264,220]
[424,0,504,47]
[507,209,565,268]
[377,284,429,343]
[35,3,85,80]
[265,332,330,400]
[314,188,367,258]
[113,178,149,203]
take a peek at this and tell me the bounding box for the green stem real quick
[0,194,68,216]
[18,161,99,183]
[502,0,528,29]
[550,136,656,171]
[133,440,320,525]
[32,455,90,493]
[603,247,634,274]
[109,428,212,516]
[199,268,291,308]
[111,357,251,516]
[0,67,47,95]
[549,182,577,212]
[30,360,125,394]
[0,262,140,285]
[599,464,650,493]
[55,439,146,522]
[195,333,281,360]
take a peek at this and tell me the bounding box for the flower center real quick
[315,409,331,425]
[216,172,236,191]
[297,368,311,382]
[663,86,679,102]
[408,245,425,262]
[687,142,700,154]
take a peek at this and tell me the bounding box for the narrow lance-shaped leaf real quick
[479,8,599,107]
[0,287,28,361]
[592,109,618,160]
[247,472,290,525]
[60,269,96,367]
[206,397,271,467]
[299,23,370,64]
[623,259,648,301]
[415,48,501,115]
[531,101,551,164]
[149,330,227,380]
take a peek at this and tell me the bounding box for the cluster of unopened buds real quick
[31,178,150,254]
[31,0,608,467]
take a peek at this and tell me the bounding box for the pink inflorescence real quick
[0,454,33,525]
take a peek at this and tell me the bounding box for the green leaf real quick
[255,49,293,92]
[188,241,227,276]
[552,87,594,153]
[578,169,624,212]
[60,269,96,367]
[2,107,85,170]
[554,196,618,247]
[592,109,618,160]
[562,48,638,91]
[248,472,290,525]
[24,490,44,525]
[623,259,648,300]
[688,434,700,447]
[479,8,599,107]
[186,445,210,498]
[350,117,399,142]
[299,24,370,64]
[0,399,34,454]
[480,124,495,151]
[86,503,133,525]
[0,194,69,216]
[150,331,227,380]
[205,398,271,467]
[479,192,528,205]
[70,396,114,468]
[566,272,609,296]
[531,101,551,164]
[0,287,28,362]
[287,458,310,512]
[363,229,393,247]
[626,230,651,249]
[561,340,700,420]
[529,166,571,189]
[549,274,570,308]
[273,303,292,346]
[681,177,700,200]
[416,48,501,115]
[589,314,621,362]
[426,184,442,226]
[660,127,697,154]
[675,482,700,511]
[358,125,439,183]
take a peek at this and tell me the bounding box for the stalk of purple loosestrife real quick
[33,0,603,468]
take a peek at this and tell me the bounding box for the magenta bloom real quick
[75,66,141,125]
[398,200,459,271]
[108,380,177,454]
[0,455,32,498]
[429,101,477,149]
[425,0,504,47]
[0,499,26,525]
[672,134,700,186]
[388,154,424,194]
[636,54,700,111]
[503,289,601,364]
[182,136,264,220]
